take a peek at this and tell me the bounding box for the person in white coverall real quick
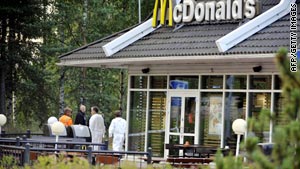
[108,110,127,151]
[89,106,106,150]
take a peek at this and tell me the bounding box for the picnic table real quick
[165,144,221,167]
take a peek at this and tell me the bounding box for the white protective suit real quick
[89,113,106,150]
[108,117,127,151]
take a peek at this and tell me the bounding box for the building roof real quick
[59,0,300,67]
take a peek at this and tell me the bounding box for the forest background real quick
[0,0,154,132]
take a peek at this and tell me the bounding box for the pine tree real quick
[271,48,300,169]
[0,0,50,129]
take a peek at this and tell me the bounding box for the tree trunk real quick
[6,14,16,118]
[119,70,125,112]
[80,0,88,105]
[0,14,7,115]
[0,67,6,115]
[59,67,65,115]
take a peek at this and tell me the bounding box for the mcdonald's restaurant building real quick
[59,0,300,157]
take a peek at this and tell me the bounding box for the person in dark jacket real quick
[74,104,87,125]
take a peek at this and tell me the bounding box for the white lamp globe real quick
[0,114,7,126]
[47,116,58,125]
[51,122,65,135]
[232,119,247,135]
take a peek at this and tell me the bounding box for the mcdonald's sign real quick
[152,0,173,27]
[152,0,258,28]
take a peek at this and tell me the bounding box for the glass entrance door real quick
[165,92,199,157]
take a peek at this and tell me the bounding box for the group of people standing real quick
[58,104,127,151]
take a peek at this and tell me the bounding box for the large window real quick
[150,76,167,89]
[225,75,247,89]
[131,76,147,89]
[148,92,166,157]
[224,92,246,148]
[250,75,272,89]
[199,93,222,147]
[170,76,198,89]
[202,75,223,89]
[274,93,287,126]
[128,91,147,151]
[128,74,282,155]
[248,93,271,142]
[128,76,168,155]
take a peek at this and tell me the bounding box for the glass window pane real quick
[168,135,180,156]
[128,91,147,151]
[224,92,246,149]
[150,76,167,89]
[250,75,271,89]
[274,93,288,126]
[128,135,145,151]
[131,76,147,89]
[274,75,282,90]
[248,93,271,142]
[225,75,247,89]
[170,97,181,133]
[199,93,222,147]
[184,97,196,133]
[170,76,198,89]
[148,92,166,157]
[202,76,223,89]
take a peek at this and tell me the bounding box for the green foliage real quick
[0,154,171,169]
[1,0,153,131]
[247,109,272,142]
[40,0,152,126]
[0,0,55,131]
[215,152,243,169]
[0,155,18,169]
[28,155,90,169]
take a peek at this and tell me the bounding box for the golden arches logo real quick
[152,0,173,27]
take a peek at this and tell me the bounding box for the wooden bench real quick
[30,151,39,161]
[167,157,213,168]
[95,154,120,164]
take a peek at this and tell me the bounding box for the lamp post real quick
[0,114,7,137]
[232,119,247,158]
[47,116,58,125]
[138,0,141,23]
[51,122,65,150]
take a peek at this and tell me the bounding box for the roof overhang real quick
[57,53,276,68]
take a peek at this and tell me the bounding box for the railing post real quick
[16,137,20,146]
[104,140,108,150]
[24,143,30,166]
[87,146,93,165]
[1,130,5,137]
[22,135,27,141]
[147,147,152,164]
[26,129,30,138]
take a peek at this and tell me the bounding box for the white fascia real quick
[216,0,296,52]
[102,18,159,57]
[57,53,275,67]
